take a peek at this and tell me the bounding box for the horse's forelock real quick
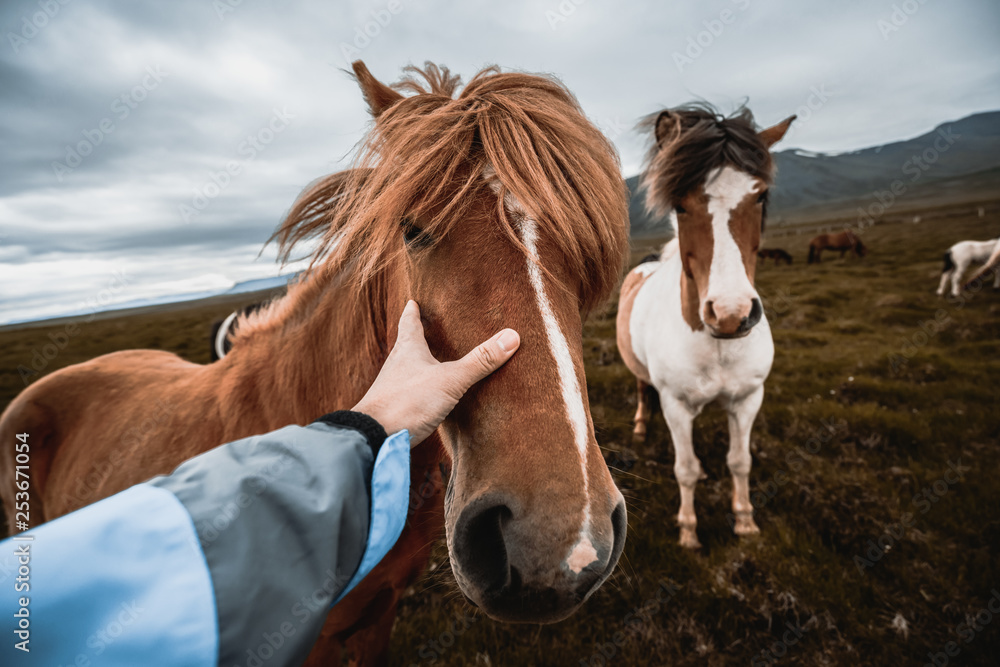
[247,64,627,358]
[315,64,627,312]
[640,104,774,217]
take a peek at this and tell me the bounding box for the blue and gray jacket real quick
[0,411,411,667]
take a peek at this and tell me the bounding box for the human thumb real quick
[448,329,520,390]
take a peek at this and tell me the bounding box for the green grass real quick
[2,207,998,665]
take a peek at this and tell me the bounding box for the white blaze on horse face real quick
[703,166,760,319]
[519,217,598,573]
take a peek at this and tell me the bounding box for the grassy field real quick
[2,204,999,665]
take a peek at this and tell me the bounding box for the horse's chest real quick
[654,332,772,405]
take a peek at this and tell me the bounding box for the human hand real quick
[352,300,520,446]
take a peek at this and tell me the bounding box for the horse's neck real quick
[223,274,393,429]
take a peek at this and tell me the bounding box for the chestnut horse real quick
[0,61,629,665]
[757,248,793,265]
[807,230,866,263]
[616,105,794,548]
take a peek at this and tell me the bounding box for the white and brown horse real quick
[962,236,1000,292]
[0,62,629,664]
[937,237,1000,297]
[617,105,793,548]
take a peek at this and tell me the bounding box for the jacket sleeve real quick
[0,414,411,667]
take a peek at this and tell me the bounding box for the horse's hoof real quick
[733,514,760,536]
[679,527,701,549]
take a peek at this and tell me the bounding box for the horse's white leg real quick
[726,387,765,536]
[951,259,967,297]
[662,395,703,548]
[632,378,653,443]
[936,269,952,296]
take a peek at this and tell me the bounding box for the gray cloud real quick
[2,0,998,323]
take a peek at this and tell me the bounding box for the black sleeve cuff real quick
[314,410,389,459]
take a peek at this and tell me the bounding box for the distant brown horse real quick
[757,248,793,265]
[807,230,866,263]
[0,61,629,665]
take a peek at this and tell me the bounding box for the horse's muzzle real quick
[710,298,762,339]
[450,495,627,623]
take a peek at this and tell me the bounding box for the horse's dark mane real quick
[640,104,774,217]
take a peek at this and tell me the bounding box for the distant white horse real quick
[616,105,794,548]
[936,238,1000,297]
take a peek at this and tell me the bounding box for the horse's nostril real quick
[746,298,762,327]
[704,300,716,321]
[508,566,522,593]
[611,501,627,559]
[577,501,627,598]
[455,501,513,593]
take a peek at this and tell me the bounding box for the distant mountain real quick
[625,174,671,239]
[224,274,298,295]
[3,273,299,327]
[626,110,1000,238]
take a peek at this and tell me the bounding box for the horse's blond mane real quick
[240,63,628,357]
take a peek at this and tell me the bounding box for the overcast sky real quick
[2,0,998,324]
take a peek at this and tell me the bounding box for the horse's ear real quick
[352,61,404,118]
[654,110,678,146]
[758,115,796,148]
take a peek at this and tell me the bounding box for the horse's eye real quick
[674,205,687,215]
[756,191,768,204]
[401,219,432,249]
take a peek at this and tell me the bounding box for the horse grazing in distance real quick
[807,230,866,263]
[0,61,629,665]
[616,105,794,548]
[758,248,793,265]
[937,238,1000,297]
